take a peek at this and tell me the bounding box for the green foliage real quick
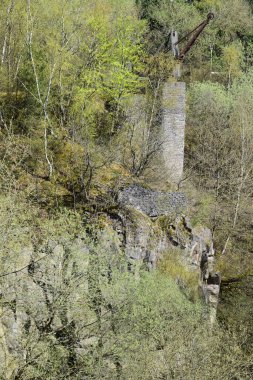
[0,0,146,204]
[222,41,244,85]
[186,81,232,197]
[70,1,146,136]
[1,0,253,203]
[185,74,253,317]
[159,248,200,301]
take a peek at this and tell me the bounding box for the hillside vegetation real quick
[1,0,253,379]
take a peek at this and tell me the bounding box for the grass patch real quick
[159,248,200,302]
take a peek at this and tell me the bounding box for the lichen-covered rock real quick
[115,195,220,322]
[0,239,91,378]
[165,215,220,322]
[105,209,168,273]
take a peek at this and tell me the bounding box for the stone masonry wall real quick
[118,184,187,217]
[161,82,186,184]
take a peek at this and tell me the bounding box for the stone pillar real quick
[161,82,186,185]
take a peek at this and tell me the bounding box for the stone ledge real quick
[118,184,187,217]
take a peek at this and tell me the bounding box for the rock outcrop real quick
[118,185,220,321]
[0,186,220,377]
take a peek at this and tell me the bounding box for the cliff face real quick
[118,185,220,322]
[0,185,219,378]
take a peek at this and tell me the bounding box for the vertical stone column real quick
[161,82,186,184]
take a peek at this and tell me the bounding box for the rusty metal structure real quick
[172,12,214,61]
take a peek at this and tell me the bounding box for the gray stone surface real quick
[118,184,187,217]
[166,216,220,324]
[110,210,169,269]
[161,82,186,184]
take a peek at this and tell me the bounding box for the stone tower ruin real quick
[161,81,186,185]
